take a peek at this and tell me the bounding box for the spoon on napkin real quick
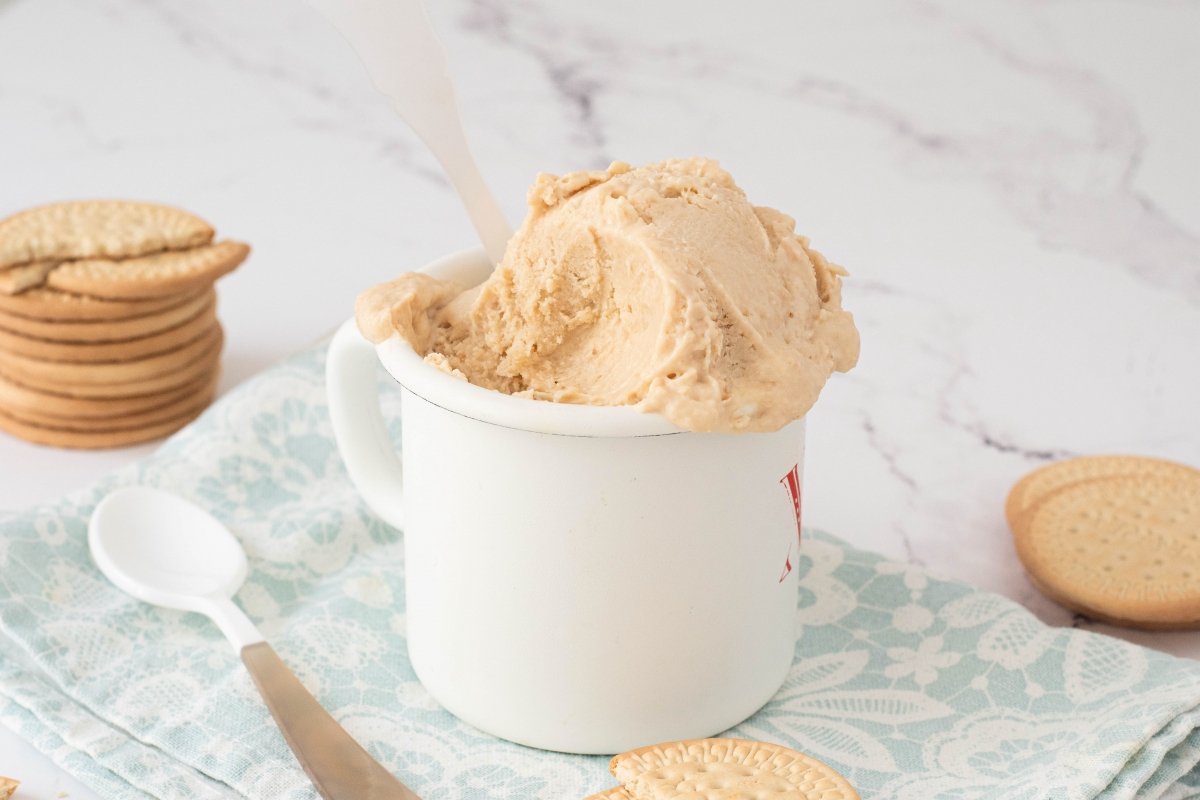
[307,0,512,265]
[89,486,423,800]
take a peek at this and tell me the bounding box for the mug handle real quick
[326,319,405,529]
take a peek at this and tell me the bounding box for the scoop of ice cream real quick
[356,158,859,432]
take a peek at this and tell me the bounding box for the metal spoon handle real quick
[241,642,422,800]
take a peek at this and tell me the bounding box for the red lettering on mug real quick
[777,464,803,583]
[778,552,793,583]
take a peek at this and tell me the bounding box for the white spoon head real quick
[89,486,248,612]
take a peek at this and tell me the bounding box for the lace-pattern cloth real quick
[1,344,1198,799]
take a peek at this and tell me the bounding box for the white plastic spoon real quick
[89,485,422,800]
[309,0,512,265]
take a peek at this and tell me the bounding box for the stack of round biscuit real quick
[0,200,248,449]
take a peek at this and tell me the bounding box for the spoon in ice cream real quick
[308,0,512,265]
[89,486,423,800]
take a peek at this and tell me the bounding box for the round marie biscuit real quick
[0,259,58,295]
[1015,474,1200,629]
[584,790,632,799]
[0,200,213,270]
[1006,455,1200,533]
[0,404,206,450]
[46,241,249,300]
[0,285,199,321]
[611,738,859,800]
[0,299,216,362]
[0,290,213,343]
[6,372,216,429]
[0,368,215,419]
[0,323,221,386]
[0,327,222,399]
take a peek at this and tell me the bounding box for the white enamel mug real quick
[326,248,807,754]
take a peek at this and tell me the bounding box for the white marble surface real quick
[1,0,1198,794]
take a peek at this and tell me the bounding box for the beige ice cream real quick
[356,158,859,432]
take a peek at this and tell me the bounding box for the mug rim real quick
[373,247,687,437]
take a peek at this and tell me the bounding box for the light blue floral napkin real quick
[2,344,1199,800]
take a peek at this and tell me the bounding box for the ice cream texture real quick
[356,158,859,432]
